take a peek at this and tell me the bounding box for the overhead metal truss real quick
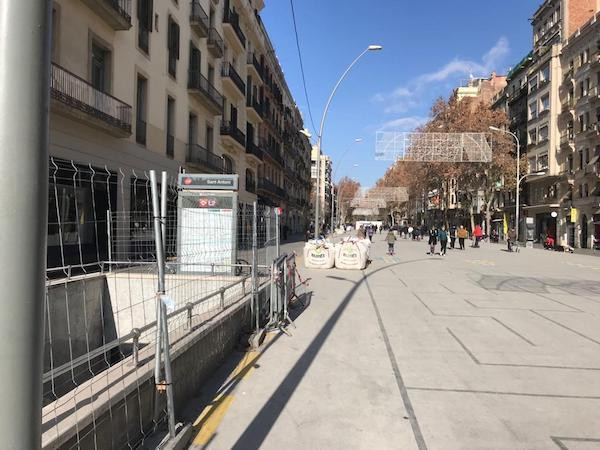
[349,187,408,209]
[352,208,380,217]
[375,132,492,163]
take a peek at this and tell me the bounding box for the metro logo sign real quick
[198,198,218,208]
[183,177,193,186]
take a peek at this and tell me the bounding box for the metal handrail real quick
[188,70,224,110]
[221,62,246,94]
[50,63,132,132]
[43,271,254,384]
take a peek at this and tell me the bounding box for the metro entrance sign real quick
[177,174,239,274]
[178,173,239,191]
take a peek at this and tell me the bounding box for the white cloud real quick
[379,116,429,131]
[373,37,510,114]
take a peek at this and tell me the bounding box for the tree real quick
[376,94,526,232]
[336,177,360,225]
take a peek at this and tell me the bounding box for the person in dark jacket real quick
[438,226,448,256]
[428,228,438,255]
[449,225,457,249]
[507,227,517,252]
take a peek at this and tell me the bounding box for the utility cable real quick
[289,0,318,135]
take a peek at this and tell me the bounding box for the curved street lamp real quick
[314,45,383,238]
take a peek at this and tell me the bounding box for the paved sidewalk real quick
[181,236,600,449]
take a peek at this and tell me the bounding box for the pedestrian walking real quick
[367,225,375,242]
[457,225,468,250]
[439,226,448,256]
[507,227,516,252]
[385,229,397,255]
[449,225,457,249]
[473,224,483,248]
[408,225,414,240]
[428,228,438,255]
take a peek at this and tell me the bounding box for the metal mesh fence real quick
[42,160,280,448]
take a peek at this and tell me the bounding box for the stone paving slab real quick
[181,237,600,450]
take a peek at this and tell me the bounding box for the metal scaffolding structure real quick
[350,187,408,208]
[375,132,493,163]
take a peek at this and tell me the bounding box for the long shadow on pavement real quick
[231,258,436,449]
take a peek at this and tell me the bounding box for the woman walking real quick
[428,228,438,255]
[439,226,448,256]
[457,225,468,250]
[385,229,397,255]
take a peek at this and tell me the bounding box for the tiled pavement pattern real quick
[181,238,600,449]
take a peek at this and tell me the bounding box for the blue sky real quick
[261,0,541,187]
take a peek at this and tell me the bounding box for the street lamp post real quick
[331,139,363,232]
[314,45,382,238]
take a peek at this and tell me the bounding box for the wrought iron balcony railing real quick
[188,70,224,113]
[220,120,246,148]
[221,62,246,95]
[186,144,224,173]
[50,63,132,133]
[189,1,209,37]
[223,8,246,48]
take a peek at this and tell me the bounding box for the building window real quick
[167,16,180,78]
[529,76,538,93]
[529,157,537,172]
[540,94,549,112]
[568,155,574,173]
[539,125,548,143]
[91,41,110,92]
[245,169,255,193]
[579,150,584,169]
[540,65,550,83]
[137,0,153,54]
[206,124,214,152]
[529,128,537,145]
[223,155,233,174]
[529,101,537,120]
[136,75,147,145]
[166,96,175,158]
[538,153,548,170]
[188,113,197,145]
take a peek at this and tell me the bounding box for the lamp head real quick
[489,126,501,132]
[299,128,312,138]
[368,45,383,51]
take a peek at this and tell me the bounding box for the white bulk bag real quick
[304,241,335,269]
[335,239,369,270]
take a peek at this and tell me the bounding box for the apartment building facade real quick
[311,149,333,228]
[558,12,600,248]
[522,0,599,247]
[48,0,311,266]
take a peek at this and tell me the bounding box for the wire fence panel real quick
[42,160,282,448]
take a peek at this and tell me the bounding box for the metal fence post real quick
[106,209,112,267]
[252,201,259,333]
[276,209,281,257]
[0,1,51,447]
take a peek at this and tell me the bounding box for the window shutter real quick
[174,23,180,59]
[147,0,153,31]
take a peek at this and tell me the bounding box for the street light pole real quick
[314,45,382,238]
[489,127,520,240]
[0,1,52,447]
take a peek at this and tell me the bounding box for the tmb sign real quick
[178,174,239,191]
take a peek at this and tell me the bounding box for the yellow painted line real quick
[192,395,235,445]
[190,331,277,445]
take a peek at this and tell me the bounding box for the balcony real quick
[590,86,600,103]
[258,178,285,199]
[220,120,246,150]
[246,52,263,81]
[246,140,263,161]
[222,8,246,52]
[186,144,224,174]
[188,70,223,115]
[221,63,246,98]
[560,131,574,149]
[508,85,527,103]
[207,28,224,58]
[190,1,209,38]
[246,94,263,123]
[81,0,132,30]
[50,63,131,137]
[261,139,284,166]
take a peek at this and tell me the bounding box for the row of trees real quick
[376,94,527,232]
